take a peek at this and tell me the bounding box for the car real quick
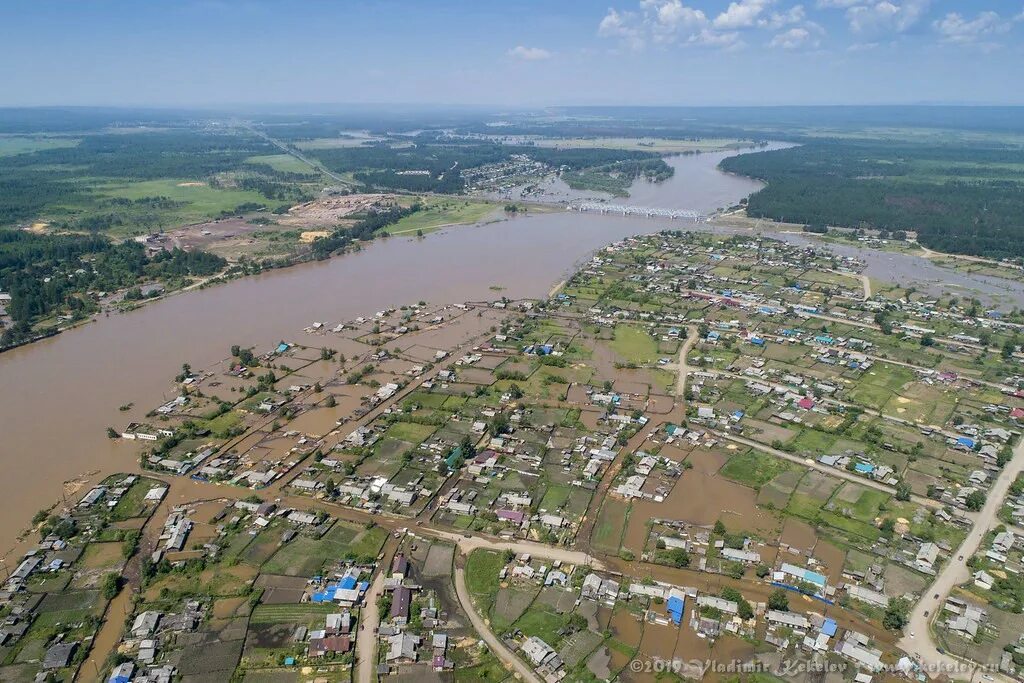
[910,632,916,638]
[934,593,939,599]
[958,554,964,560]
[924,610,930,617]
[983,676,994,681]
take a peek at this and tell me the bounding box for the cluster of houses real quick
[374,553,454,675]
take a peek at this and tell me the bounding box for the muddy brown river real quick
[1,147,1021,567]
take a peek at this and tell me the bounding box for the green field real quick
[719,449,796,488]
[0,136,79,156]
[384,198,500,235]
[610,325,659,364]
[245,154,317,175]
[465,550,505,613]
[99,179,290,229]
[383,421,437,444]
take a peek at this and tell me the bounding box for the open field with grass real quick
[0,135,79,156]
[245,154,317,174]
[383,198,501,235]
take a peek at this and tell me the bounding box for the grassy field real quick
[465,549,505,614]
[0,136,79,156]
[245,154,316,175]
[383,421,437,444]
[610,325,659,365]
[98,178,290,230]
[384,198,500,235]
[719,449,797,488]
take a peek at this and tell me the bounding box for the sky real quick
[1,0,1023,107]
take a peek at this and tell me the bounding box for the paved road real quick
[899,435,1024,681]
[454,564,542,683]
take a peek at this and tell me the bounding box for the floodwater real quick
[493,143,791,209]
[1,143,1022,568]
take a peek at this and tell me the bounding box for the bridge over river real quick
[569,201,706,221]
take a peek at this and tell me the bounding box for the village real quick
[6,230,1024,682]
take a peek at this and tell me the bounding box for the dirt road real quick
[899,435,1024,680]
[674,326,698,398]
[355,570,387,683]
[454,563,542,683]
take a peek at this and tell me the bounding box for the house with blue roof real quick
[854,462,875,474]
[814,335,834,345]
[666,591,685,626]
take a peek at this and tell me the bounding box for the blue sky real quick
[1,0,1022,106]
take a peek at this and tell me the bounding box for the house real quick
[386,633,421,662]
[43,642,78,669]
[847,585,889,608]
[521,636,557,667]
[580,573,619,602]
[132,611,161,638]
[667,589,685,625]
[721,547,760,564]
[109,662,135,683]
[539,514,566,529]
[974,570,995,591]
[767,610,809,630]
[392,554,409,579]
[697,595,738,615]
[308,635,351,657]
[390,586,412,623]
[916,543,940,572]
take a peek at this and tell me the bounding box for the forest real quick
[0,230,224,348]
[719,139,1024,258]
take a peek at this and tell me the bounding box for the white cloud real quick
[506,45,553,61]
[598,8,646,49]
[846,41,880,50]
[643,0,707,31]
[815,0,861,7]
[713,0,775,29]
[598,1,749,51]
[689,27,744,48]
[758,4,806,30]
[769,26,819,47]
[933,11,1010,45]
[846,0,930,33]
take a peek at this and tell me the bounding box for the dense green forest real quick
[0,230,224,348]
[720,139,1024,258]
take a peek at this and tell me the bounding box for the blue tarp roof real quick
[276,343,289,353]
[667,596,684,624]
[957,437,976,449]
[311,582,340,603]
[821,618,838,636]
[854,462,875,473]
[340,575,357,590]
